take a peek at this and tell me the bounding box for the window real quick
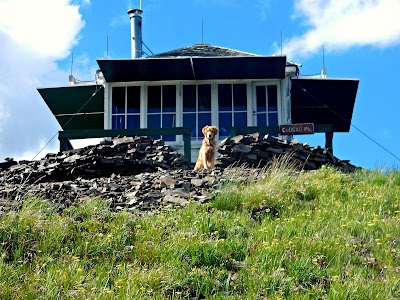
[255,85,278,127]
[147,85,176,141]
[218,83,247,138]
[182,84,212,141]
[111,86,141,130]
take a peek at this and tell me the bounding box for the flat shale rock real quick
[216,133,358,172]
[0,134,358,213]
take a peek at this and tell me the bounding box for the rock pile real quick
[1,136,190,184]
[0,136,223,212]
[217,133,357,172]
[0,134,358,213]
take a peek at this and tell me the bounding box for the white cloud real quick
[281,0,400,59]
[0,0,85,59]
[0,0,87,161]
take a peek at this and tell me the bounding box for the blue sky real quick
[0,0,400,169]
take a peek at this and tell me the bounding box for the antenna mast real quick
[321,45,327,78]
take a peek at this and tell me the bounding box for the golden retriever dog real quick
[194,125,219,171]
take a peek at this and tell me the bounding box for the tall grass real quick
[0,163,399,299]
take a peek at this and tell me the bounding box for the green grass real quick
[0,165,399,299]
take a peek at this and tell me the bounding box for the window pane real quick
[257,114,266,127]
[112,87,125,114]
[233,84,247,111]
[219,112,232,138]
[268,112,278,126]
[147,114,160,128]
[127,115,140,129]
[163,85,176,113]
[198,84,211,112]
[267,85,278,111]
[218,84,232,112]
[256,86,266,112]
[183,113,196,138]
[162,114,176,128]
[198,113,211,138]
[183,85,196,112]
[148,86,161,113]
[112,115,125,129]
[127,86,140,113]
[148,114,161,140]
[162,114,176,141]
[234,112,247,127]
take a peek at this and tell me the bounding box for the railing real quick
[229,124,334,152]
[58,128,192,163]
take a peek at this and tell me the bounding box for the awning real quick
[97,56,287,82]
[37,85,104,131]
[291,78,359,132]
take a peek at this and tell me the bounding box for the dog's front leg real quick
[202,150,208,170]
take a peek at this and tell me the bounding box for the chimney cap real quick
[127,8,143,15]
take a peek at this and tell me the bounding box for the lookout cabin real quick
[37,8,359,163]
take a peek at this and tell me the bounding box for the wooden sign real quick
[279,123,314,135]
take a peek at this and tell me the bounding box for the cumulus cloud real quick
[0,0,86,160]
[281,0,400,59]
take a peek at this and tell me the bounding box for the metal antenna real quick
[321,45,327,77]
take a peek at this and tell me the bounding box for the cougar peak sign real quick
[279,123,315,135]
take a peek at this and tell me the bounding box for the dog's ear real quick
[202,125,209,136]
[212,126,219,135]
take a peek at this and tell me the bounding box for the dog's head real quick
[202,125,219,142]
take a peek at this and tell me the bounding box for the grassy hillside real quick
[0,165,399,299]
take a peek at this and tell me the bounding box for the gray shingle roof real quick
[150,43,259,58]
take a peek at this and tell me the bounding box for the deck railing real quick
[58,128,192,163]
[229,124,334,152]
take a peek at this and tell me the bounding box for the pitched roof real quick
[150,43,258,58]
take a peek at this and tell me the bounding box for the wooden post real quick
[325,132,334,154]
[59,138,73,151]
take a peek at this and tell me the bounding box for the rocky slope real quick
[0,134,357,213]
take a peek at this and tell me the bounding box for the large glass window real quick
[147,85,176,141]
[112,86,140,130]
[255,85,278,127]
[218,84,247,138]
[183,84,212,141]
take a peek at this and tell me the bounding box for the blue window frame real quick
[111,86,141,130]
[218,83,248,138]
[183,84,212,141]
[147,85,176,141]
[255,85,278,127]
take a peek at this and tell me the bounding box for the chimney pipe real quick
[128,8,143,58]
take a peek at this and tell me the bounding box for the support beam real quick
[325,132,334,154]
